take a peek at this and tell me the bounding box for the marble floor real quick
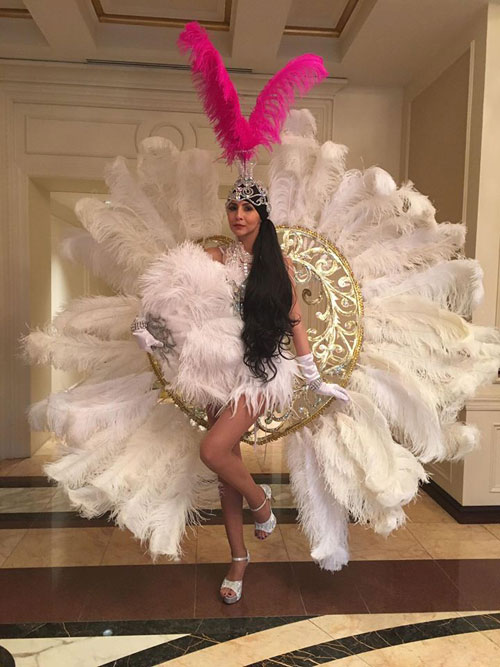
[0,438,499,666]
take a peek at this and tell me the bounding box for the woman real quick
[203,193,305,603]
[133,172,348,603]
[188,185,348,603]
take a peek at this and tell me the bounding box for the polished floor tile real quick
[437,560,500,611]
[194,562,306,618]
[47,487,76,512]
[2,456,55,477]
[79,564,197,621]
[484,628,500,648]
[290,562,369,615]
[0,459,22,476]
[349,524,432,560]
[279,523,313,562]
[337,629,500,666]
[406,522,500,559]
[404,492,457,523]
[161,618,331,666]
[485,524,500,540]
[101,527,197,566]
[309,610,463,640]
[197,524,289,563]
[1,634,186,667]
[0,488,56,513]
[0,567,95,623]
[347,559,478,613]
[0,529,27,565]
[2,528,114,568]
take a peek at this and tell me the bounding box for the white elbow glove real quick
[297,353,350,402]
[130,317,164,353]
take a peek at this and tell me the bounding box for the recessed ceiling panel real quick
[285,0,359,37]
[288,0,346,29]
[0,0,30,18]
[100,0,226,22]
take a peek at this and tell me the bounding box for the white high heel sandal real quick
[250,483,276,539]
[220,550,250,604]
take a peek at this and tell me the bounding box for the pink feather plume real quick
[178,22,327,164]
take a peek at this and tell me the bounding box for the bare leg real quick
[204,400,271,600]
[201,397,271,528]
[206,406,246,556]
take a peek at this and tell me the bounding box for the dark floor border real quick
[423,480,500,523]
[245,613,500,666]
[0,507,300,529]
[0,476,55,488]
[0,473,290,489]
[0,615,307,640]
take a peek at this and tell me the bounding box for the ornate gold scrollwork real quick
[148,226,363,444]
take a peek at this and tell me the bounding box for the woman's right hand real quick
[130,317,164,353]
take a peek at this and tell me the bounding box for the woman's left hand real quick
[296,352,350,402]
[311,381,349,401]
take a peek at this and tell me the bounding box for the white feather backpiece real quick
[21,113,500,571]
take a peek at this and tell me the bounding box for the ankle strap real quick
[232,550,249,561]
[249,489,268,513]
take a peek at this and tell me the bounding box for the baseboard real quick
[423,479,500,523]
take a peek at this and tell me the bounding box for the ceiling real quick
[0,0,490,85]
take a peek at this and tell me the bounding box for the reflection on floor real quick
[0,437,499,666]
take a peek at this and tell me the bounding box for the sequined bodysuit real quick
[220,241,253,318]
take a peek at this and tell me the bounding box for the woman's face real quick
[226,200,261,242]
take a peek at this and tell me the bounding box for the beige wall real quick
[407,50,470,235]
[333,86,404,178]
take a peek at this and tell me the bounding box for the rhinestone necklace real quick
[230,241,253,316]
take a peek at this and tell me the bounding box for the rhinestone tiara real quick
[225,159,271,216]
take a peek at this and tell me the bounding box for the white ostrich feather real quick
[397,180,437,223]
[305,141,348,222]
[362,258,484,318]
[174,149,223,240]
[361,338,499,427]
[140,241,232,324]
[317,171,439,248]
[269,139,318,227]
[60,228,138,293]
[28,398,50,432]
[53,295,140,340]
[363,166,398,197]
[22,329,143,374]
[44,423,136,493]
[311,393,427,534]
[287,430,350,571]
[90,404,213,559]
[363,295,471,352]
[75,198,161,279]
[443,422,480,460]
[43,372,158,444]
[104,156,176,248]
[350,358,446,463]
[282,108,318,138]
[137,137,182,232]
[224,349,298,419]
[350,223,466,279]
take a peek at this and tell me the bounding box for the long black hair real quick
[242,216,298,382]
